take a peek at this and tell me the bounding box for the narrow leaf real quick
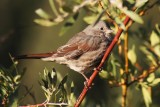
[147,73,155,83]
[142,86,152,107]
[35,8,51,19]
[51,68,57,86]
[99,70,109,79]
[34,19,57,27]
[13,75,21,84]
[58,75,68,89]
[150,31,160,57]
[111,60,117,78]
[83,15,97,24]
[150,31,160,46]
[123,9,143,24]
[135,0,148,8]
[128,45,137,64]
[149,78,160,87]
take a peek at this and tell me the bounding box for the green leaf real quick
[69,82,75,105]
[149,78,160,87]
[115,17,126,30]
[47,68,57,87]
[9,98,19,107]
[135,0,148,8]
[51,68,57,86]
[35,8,51,19]
[150,31,160,46]
[111,60,117,78]
[146,54,157,66]
[42,79,49,89]
[123,9,143,24]
[13,75,21,84]
[70,82,74,100]
[147,73,155,83]
[142,86,152,107]
[140,46,158,66]
[150,31,160,57]
[58,75,68,89]
[99,70,109,79]
[34,19,58,27]
[83,15,97,24]
[128,45,137,64]
[44,68,48,78]
[127,0,135,4]
[155,24,160,34]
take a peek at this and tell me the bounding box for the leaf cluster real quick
[39,68,76,106]
[0,55,23,106]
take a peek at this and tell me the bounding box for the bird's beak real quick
[106,29,113,34]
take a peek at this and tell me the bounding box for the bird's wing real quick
[56,32,102,59]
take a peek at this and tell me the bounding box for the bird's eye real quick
[100,27,104,30]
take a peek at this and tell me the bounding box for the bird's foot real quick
[94,67,103,72]
[84,81,92,89]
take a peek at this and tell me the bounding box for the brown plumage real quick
[14,21,113,80]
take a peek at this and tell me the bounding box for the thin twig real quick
[19,101,68,107]
[121,32,129,107]
[128,64,160,86]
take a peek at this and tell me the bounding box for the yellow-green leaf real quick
[83,15,97,24]
[123,9,144,24]
[34,19,57,27]
[150,31,160,57]
[142,86,152,107]
[147,73,155,83]
[35,8,51,19]
[149,78,160,86]
[150,31,159,46]
[135,0,148,8]
[128,45,137,64]
[99,70,109,79]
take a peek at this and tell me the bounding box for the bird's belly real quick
[68,44,107,73]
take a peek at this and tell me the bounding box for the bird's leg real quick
[79,72,91,89]
[80,72,89,82]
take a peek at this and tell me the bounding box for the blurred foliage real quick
[0,0,160,107]
[38,68,75,106]
[34,0,149,35]
[0,55,23,106]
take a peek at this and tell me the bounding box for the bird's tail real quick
[14,52,55,60]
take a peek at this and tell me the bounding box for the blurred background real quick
[0,0,94,106]
[0,0,160,107]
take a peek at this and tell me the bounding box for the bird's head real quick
[83,21,113,41]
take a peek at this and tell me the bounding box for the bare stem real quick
[19,101,68,107]
[128,64,160,86]
[121,32,129,107]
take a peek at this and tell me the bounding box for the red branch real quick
[74,16,131,107]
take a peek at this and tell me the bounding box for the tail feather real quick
[14,52,55,60]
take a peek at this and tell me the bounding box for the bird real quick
[14,21,113,81]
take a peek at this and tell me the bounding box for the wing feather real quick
[56,32,102,59]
